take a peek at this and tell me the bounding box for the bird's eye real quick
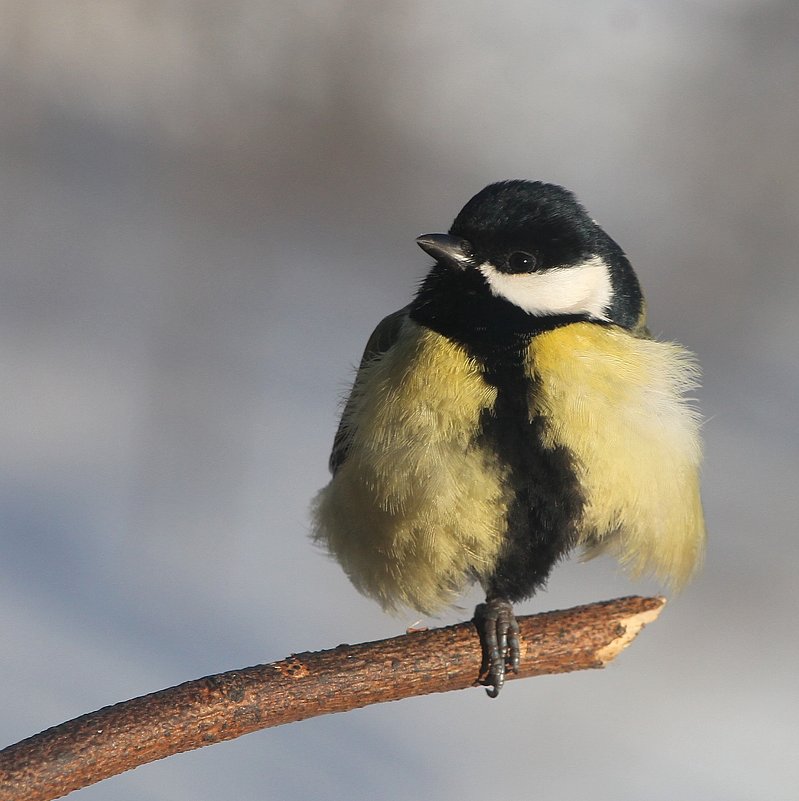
[507,251,538,273]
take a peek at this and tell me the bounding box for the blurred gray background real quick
[2,2,797,799]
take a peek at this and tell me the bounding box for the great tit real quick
[312,180,705,696]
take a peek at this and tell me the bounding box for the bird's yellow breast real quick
[313,319,705,615]
[531,323,705,587]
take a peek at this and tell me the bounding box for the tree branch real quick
[0,595,664,801]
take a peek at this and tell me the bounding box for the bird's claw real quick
[474,597,521,698]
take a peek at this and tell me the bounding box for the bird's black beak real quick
[416,233,474,269]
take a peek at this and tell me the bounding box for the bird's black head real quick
[410,181,645,348]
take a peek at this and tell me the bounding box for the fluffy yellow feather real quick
[313,319,510,613]
[532,323,705,587]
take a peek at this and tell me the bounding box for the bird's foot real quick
[474,597,521,698]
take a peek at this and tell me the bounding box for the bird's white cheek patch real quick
[479,255,613,319]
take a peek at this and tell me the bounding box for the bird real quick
[312,180,705,696]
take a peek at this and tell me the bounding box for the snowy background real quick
[2,2,798,799]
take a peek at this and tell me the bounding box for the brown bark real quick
[0,595,664,801]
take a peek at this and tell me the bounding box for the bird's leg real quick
[473,596,521,698]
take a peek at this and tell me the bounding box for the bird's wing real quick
[329,305,411,473]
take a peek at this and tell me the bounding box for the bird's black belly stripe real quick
[471,342,584,603]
